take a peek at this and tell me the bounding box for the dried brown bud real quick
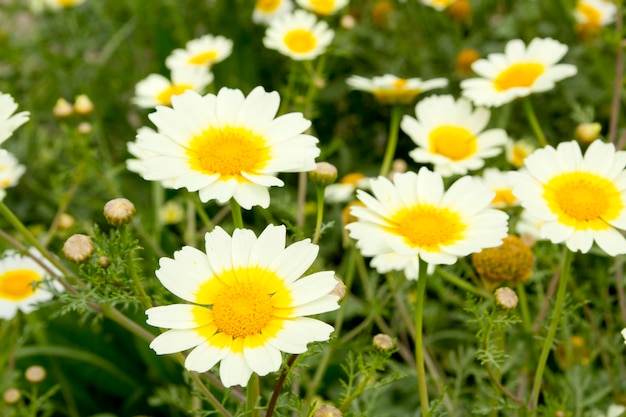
[373,333,395,351]
[329,275,347,302]
[25,365,46,383]
[104,198,136,227]
[62,234,94,263]
[494,287,518,310]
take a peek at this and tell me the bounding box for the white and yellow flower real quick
[146,224,339,387]
[622,328,626,344]
[324,173,370,203]
[475,168,518,209]
[263,10,334,61]
[420,0,456,11]
[0,150,26,201]
[126,127,176,189]
[133,67,213,109]
[0,93,30,146]
[31,0,86,11]
[253,0,294,24]
[346,74,448,105]
[574,0,617,33]
[0,249,62,320]
[295,0,349,15]
[346,168,509,279]
[461,38,577,107]
[400,95,508,177]
[506,138,535,168]
[134,87,320,209]
[510,139,626,256]
[165,34,233,71]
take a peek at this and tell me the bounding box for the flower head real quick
[346,74,448,105]
[346,168,509,279]
[574,0,617,35]
[475,168,518,209]
[506,138,535,168]
[461,38,577,107]
[324,172,370,204]
[134,87,320,209]
[133,67,213,109]
[126,127,176,189]
[0,249,62,319]
[253,0,294,24]
[146,224,339,387]
[472,234,534,290]
[510,140,626,256]
[0,150,26,202]
[263,10,334,61]
[0,93,30,146]
[400,95,508,177]
[296,0,349,16]
[166,34,233,71]
[420,0,456,11]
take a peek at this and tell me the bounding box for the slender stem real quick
[379,105,402,177]
[415,260,430,417]
[522,98,547,147]
[187,371,234,417]
[192,193,214,232]
[608,2,623,145]
[100,304,155,343]
[246,374,260,417]
[435,266,492,299]
[296,171,307,230]
[312,185,326,245]
[127,242,153,310]
[229,200,244,229]
[266,354,299,417]
[528,248,573,412]
[517,284,533,334]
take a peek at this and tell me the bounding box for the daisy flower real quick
[475,168,518,209]
[574,0,617,33]
[0,249,63,319]
[346,168,509,280]
[295,0,349,16]
[133,67,213,109]
[263,10,334,61]
[253,0,294,24]
[126,127,176,189]
[33,0,86,11]
[0,150,26,201]
[134,87,320,209]
[510,139,626,256]
[165,34,233,71]
[324,172,370,203]
[460,38,577,107]
[506,138,535,168]
[0,93,30,146]
[420,0,456,11]
[622,328,626,344]
[146,224,339,387]
[346,74,448,105]
[400,95,508,177]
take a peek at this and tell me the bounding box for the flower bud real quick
[494,287,518,310]
[97,256,110,268]
[447,0,471,22]
[159,200,184,225]
[309,162,338,187]
[57,213,75,230]
[455,48,480,75]
[103,198,136,227]
[340,14,356,29]
[3,388,20,405]
[575,123,601,144]
[373,333,394,351]
[74,94,94,115]
[25,365,46,383]
[53,98,74,118]
[313,405,343,417]
[77,122,93,134]
[62,234,94,263]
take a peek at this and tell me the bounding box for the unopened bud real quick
[53,98,74,118]
[104,198,136,227]
[340,14,356,29]
[494,287,518,310]
[373,333,394,351]
[575,123,601,144]
[57,213,75,230]
[309,162,338,187]
[313,405,343,417]
[25,365,46,383]
[62,234,94,263]
[330,276,347,302]
[3,388,20,405]
[447,0,471,22]
[74,94,94,115]
[77,122,93,134]
[97,256,110,268]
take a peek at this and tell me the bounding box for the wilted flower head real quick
[346,74,448,105]
[461,38,577,107]
[166,34,233,70]
[263,10,334,61]
[0,92,30,146]
[472,234,534,290]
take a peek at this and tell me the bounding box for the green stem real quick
[528,248,573,413]
[415,260,430,417]
[246,374,260,417]
[522,98,547,148]
[435,266,492,299]
[192,193,214,232]
[517,284,533,334]
[186,370,234,417]
[312,185,326,245]
[380,105,402,177]
[229,200,244,229]
[127,242,152,310]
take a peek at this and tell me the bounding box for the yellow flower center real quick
[256,0,282,12]
[390,205,466,251]
[188,51,218,66]
[0,269,40,301]
[392,78,408,89]
[543,171,623,230]
[156,84,193,106]
[310,0,335,14]
[432,0,455,6]
[186,126,270,179]
[283,29,317,54]
[58,0,79,6]
[492,189,517,206]
[340,172,366,185]
[494,63,545,92]
[510,144,530,168]
[577,2,602,25]
[429,125,477,161]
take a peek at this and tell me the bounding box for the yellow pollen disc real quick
[156,83,193,106]
[493,62,545,92]
[392,78,407,89]
[283,29,317,54]
[186,126,270,179]
[432,0,455,6]
[492,189,517,206]
[256,0,282,12]
[429,125,477,161]
[577,3,602,25]
[188,51,218,66]
[310,0,335,14]
[543,171,623,230]
[511,145,529,167]
[340,172,366,185]
[390,205,466,251]
[0,269,40,301]
[58,0,79,5]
